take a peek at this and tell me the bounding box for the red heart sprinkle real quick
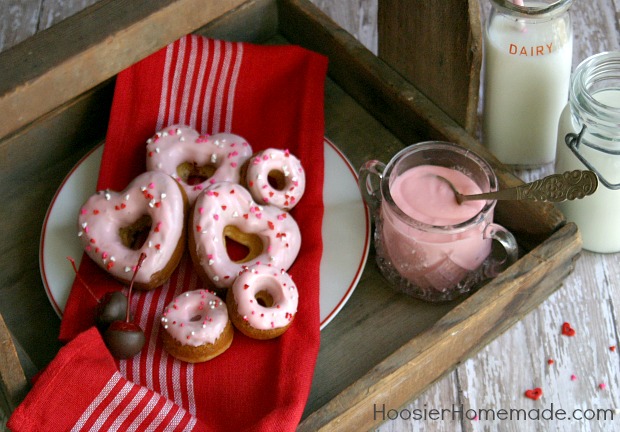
[547,359,554,365]
[561,322,576,337]
[610,346,616,352]
[524,388,543,400]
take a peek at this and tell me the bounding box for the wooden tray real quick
[0,0,581,430]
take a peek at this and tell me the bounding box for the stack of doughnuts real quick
[77,124,307,363]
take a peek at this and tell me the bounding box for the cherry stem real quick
[126,253,147,322]
[66,256,100,303]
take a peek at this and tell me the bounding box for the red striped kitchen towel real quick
[58,35,328,431]
[8,327,208,431]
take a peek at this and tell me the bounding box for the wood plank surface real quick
[1,1,620,432]
[0,314,28,415]
[378,0,482,135]
[0,0,248,139]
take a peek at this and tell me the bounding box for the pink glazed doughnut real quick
[243,148,305,211]
[77,171,188,290]
[226,264,298,339]
[160,290,233,363]
[189,182,301,290]
[145,125,253,205]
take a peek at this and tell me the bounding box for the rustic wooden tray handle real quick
[0,313,29,415]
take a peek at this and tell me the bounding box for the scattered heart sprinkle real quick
[525,387,543,400]
[561,322,576,337]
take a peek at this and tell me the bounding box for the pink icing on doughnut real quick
[245,148,305,211]
[160,290,229,346]
[231,265,298,330]
[191,182,301,289]
[77,171,186,286]
[146,125,253,205]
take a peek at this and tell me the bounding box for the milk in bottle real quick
[483,0,573,167]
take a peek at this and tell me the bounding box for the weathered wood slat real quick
[0,314,29,413]
[0,1,41,51]
[37,0,102,31]
[377,0,482,135]
[0,0,247,140]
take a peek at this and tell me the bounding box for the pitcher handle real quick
[482,223,519,278]
[358,160,386,213]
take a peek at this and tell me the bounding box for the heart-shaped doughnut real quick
[146,125,253,205]
[189,182,301,290]
[78,171,188,290]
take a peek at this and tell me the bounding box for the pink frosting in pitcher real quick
[389,165,485,226]
[380,165,493,290]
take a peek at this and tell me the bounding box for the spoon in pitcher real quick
[437,169,598,204]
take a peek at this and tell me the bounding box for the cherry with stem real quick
[103,253,147,359]
[67,256,128,333]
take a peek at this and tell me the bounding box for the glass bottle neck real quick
[490,0,573,20]
[570,52,620,143]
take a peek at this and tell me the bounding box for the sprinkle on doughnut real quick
[77,171,188,290]
[146,125,253,205]
[226,264,299,339]
[160,289,234,363]
[189,182,301,290]
[243,148,305,211]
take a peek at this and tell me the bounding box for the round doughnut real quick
[146,125,253,205]
[243,148,305,210]
[77,171,188,290]
[160,290,233,363]
[226,264,298,339]
[189,182,301,290]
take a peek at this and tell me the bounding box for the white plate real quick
[39,139,370,330]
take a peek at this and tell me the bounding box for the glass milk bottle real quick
[555,52,620,253]
[483,0,573,167]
